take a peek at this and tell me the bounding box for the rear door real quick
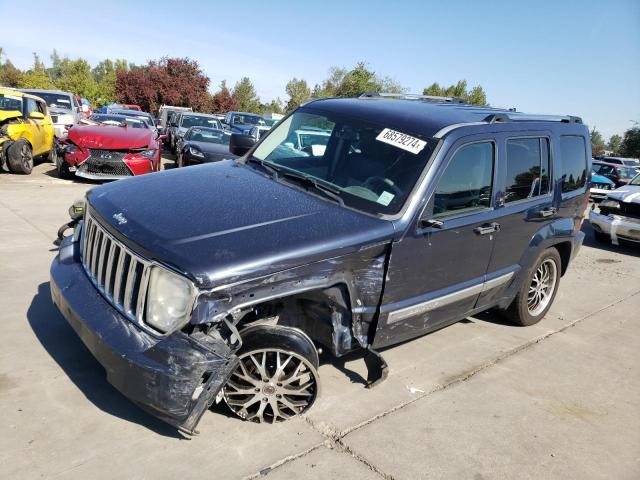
[374,136,500,348]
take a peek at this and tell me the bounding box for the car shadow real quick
[27,282,186,439]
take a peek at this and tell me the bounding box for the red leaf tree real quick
[211,80,240,113]
[115,57,211,114]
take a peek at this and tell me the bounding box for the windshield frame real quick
[244,106,439,219]
[24,91,73,111]
[629,173,640,186]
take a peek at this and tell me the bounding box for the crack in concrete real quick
[248,289,640,478]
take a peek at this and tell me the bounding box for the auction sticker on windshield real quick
[376,128,426,154]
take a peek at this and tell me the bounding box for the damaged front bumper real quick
[50,236,238,433]
[589,210,640,244]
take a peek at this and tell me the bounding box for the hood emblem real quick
[113,212,128,225]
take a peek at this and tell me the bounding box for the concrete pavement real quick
[0,160,638,479]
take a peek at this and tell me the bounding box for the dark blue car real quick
[223,111,266,134]
[51,94,589,432]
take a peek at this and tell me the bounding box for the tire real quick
[594,230,609,244]
[55,153,73,179]
[7,139,33,174]
[503,248,562,326]
[223,325,319,423]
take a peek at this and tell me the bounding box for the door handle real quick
[539,207,557,218]
[474,222,500,235]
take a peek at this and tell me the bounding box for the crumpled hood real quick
[606,185,640,204]
[87,161,394,287]
[67,124,153,149]
[0,110,22,122]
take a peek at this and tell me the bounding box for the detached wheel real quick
[594,230,609,244]
[7,139,33,174]
[504,248,561,326]
[223,325,319,423]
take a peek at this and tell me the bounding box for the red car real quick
[122,104,142,111]
[57,113,164,180]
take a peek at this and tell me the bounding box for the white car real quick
[589,173,640,245]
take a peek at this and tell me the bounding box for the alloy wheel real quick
[527,258,558,316]
[223,349,318,423]
[21,143,33,171]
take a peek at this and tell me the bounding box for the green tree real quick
[54,57,98,102]
[232,77,261,112]
[20,53,53,89]
[285,78,311,112]
[312,66,348,97]
[607,134,622,155]
[620,126,640,159]
[334,62,381,97]
[92,58,129,106]
[0,48,23,87]
[590,126,605,156]
[423,80,487,105]
[265,97,284,114]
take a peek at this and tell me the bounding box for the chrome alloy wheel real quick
[527,258,558,316]
[20,143,33,171]
[223,349,319,423]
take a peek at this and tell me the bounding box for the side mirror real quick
[229,133,256,156]
[29,111,45,120]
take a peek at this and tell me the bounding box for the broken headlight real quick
[600,198,620,210]
[146,267,196,333]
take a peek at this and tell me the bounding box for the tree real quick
[607,134,622,156]
[334,62,382,97]
[0,49,23,88]
[285,78,311,113]
[265,97,284,114]
[312,67,348,98]
[423,80,487,105]
[620,126,640,159]
[590,126,605,156]
[52,57,97,101]
[116,57,210,114]
[20,53,53,89]
[92,59,129,106]
[211,80,239,113]
[232,77,261,112]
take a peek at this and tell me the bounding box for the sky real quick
[1,0,639,139]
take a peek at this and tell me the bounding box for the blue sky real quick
[1,0,638,139]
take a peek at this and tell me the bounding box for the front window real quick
[232,114,263,126]
[25,92,73,110]
[181,115,221,129]
[251,110,437,215]
[187,128,229,145]
[630,174,640,186]
[0,93,23,112]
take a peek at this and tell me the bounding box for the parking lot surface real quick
[1,159,639,480]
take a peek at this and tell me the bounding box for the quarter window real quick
[505,138,550,203]
[25,98,38,116]
[560,136,588,193]
[432,142,494,218]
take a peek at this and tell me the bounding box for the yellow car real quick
[0,88,56,174]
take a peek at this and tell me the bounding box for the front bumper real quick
[589,187,612,201]
[50,236,238,433]
[589,210,640,244]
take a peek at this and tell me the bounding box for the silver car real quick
[20,89,81,138]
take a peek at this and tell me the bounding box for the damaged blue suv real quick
[50,93,589,433]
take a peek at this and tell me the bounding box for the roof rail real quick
[483,113,583,124]
[359,92,468,104]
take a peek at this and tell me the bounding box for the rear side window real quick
[432,142,494,218]
[560,136,588,193]
[505,138,550,202]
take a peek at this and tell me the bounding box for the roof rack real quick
[483,113,583,124]
[359,92,468,104]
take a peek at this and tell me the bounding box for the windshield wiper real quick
[246,156,280,179]
[279,170,345,207]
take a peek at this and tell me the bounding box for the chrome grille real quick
[81,212,151,324]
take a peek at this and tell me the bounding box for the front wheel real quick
[223,325,319,423]
[7,139,34,174]
[503,248,561,326]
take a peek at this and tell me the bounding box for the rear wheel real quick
[7,139,33,174]
[503,248,561,326]
[223,325,319,423]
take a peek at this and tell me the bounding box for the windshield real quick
[622,159,639,166]
[181,115,221,129]
[115,111,155,126]
[187,128,229,144]
[89,114,149,129]
[232,114,263,126]
[618,166,637,179]
[630,174,640,186]
[251,110,436,215]
[0,93,23,112]
[25,92,72,110]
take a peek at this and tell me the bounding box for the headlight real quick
[68,199,85,220]
[140,149,157,159]
[145,267,196,333]
[600,198,620,209]
[189,147,205,158]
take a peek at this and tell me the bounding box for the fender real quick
[191,242,391,352]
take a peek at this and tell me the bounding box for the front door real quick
[374,137,501,348]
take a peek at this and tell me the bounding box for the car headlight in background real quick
[600,198,620,209]
[145,267,196,333]
[189,147,205,158]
